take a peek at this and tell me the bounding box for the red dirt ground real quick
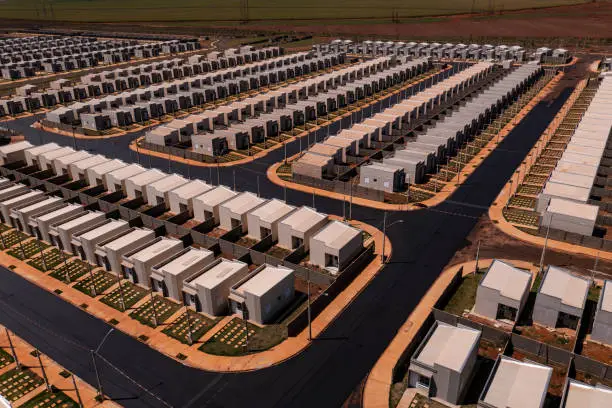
[214,3,612,40]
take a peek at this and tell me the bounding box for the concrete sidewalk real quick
[1,323,118,407]
[0,215,388,373]
[362,258,536,408]
[267,70,563,211]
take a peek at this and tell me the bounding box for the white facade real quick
[71,219,130,264]
[121,237,183,287]
[182,258,249,315]
[150,247,215,301]
[247,199,296,241]
[277,206,328,251]
[145,174,188,206]
[218,192,266,232]
[95,228,155,274]
[193,186,237,223]
[124,169,167,202]
[167,180,212,214]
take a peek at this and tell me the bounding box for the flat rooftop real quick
[40,146,75,161]
[542,181,591,203]
[309,143,341,157]
[546,197,598,222]
[103,229,153,251]
[25,143,60,157]
[72,154,109,171]
[600,280,612,314]
[221,192,265,215]
[296,152,333,167]
[481,260,532,301]
[540,266,589,309]
[249,199,295,224]
[0,140,32,154]
[312,220,360,250]
[564,380,612,408]
[169,180,211,200]
[77,220,127,241]
[128,238,181,262]
[128,169,167,186]
[195,186,237,208]
[482,357,552,408]
[280,206,327,233]
[57,212,103,231]
[189,259,246,289]
[56,151,92,167]
[89,159,126,175]
[415,322,480,371]
[235,265,293,297]
[149,174,188,193]
[157,248,213,277]
[108,163,146,181]
[35,204,82,222]
[15,196,61,214]
[1,190,43,205]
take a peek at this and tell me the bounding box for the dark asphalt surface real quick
[0,78,572,407]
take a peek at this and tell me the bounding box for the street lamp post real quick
[381,213,405,264]
[91,328,114,401]
[5,329,19,369]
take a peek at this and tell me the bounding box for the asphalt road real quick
[0,80,572,407]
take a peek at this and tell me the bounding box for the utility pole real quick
[71,374,84,408]
[150,290,158,327]
[36,349,51,392]
[5,329,19,369]
[91,350,103,400]
[307,270,312,340]
[349,182,353,220]
[475,240,481,273]
[185,306,194,346]
[539,214,553,273]
[233,170,236,191]
[381,211,387,262]
[88,262,97,296]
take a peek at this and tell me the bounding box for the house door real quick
[496,304,518,321]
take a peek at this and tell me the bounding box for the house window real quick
[496,304,518,321]
[291,236,303,249]
[416,375,431,389]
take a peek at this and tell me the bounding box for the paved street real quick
[0,78,573,407]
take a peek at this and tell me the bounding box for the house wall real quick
[473,285,501,320]
[591,309,612,345]
[103,233,155,274]
[164,255,215,301]
[80,223,130,264]
[35,207,83,243]
[246,271,294,324]
[132,245,183,288]
[206,268,249,316]
[277,217,328,251]
[533,293,564,327]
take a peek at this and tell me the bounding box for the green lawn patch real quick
[100,282,147,311]
[27,248,66,271]
[18,388,78,408]
[0,367,44,402]
[6,239,48,260]
[129,296,181,327]
[73,270,117,297]
[162,310,218,344]
[0,347,14,369]
[49,259,91,282]
[443,271,484,316]
[199,318,286,356]
[0,230,29,250]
